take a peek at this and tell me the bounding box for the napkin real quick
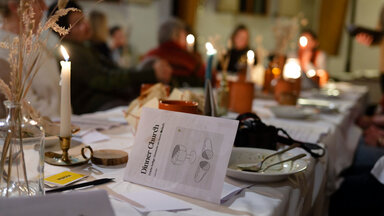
[123,190,192,213]
[221,182,253,203]
[204,80,217,116]
[74,130,110,144]
[0,190,115,216]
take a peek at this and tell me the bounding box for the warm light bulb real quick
[247,50,255,62]
[205,42,217,55]
[186,34,195,45]
[307,69,316,78]
[60,45,69,61]
[299,36,308,47]
[283,58,301,79]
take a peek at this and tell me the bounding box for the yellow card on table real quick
[45,171,86,186]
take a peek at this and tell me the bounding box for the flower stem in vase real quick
[0,101,44,197]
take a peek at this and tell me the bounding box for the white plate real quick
[226,147,307,182]
[298,98,338,113]
[312,88,341,99]
[270,106,318,119]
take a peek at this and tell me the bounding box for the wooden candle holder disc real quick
[91,149,128,166]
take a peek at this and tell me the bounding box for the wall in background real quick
[43,0,383,77]
[351,0,382,73]
[194,0,319,66]
[45,0,162,61]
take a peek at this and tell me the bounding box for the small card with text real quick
[45,171,86,187]
[124,108,239,204]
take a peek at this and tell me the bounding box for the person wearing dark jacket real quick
[48,1,171,114]
[217,24,257,73]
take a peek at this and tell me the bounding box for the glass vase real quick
[0,101,44,197]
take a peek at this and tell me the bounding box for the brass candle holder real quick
[45,136,93,166]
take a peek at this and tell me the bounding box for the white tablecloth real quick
[44,82,367,216]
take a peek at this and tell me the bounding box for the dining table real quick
[42,82,368,216]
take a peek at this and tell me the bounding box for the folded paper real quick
[124,108,238,203]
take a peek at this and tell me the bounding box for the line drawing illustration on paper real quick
[194,161,210,182]
[202,138,214,160]
[171,144,196,165]
[165,127,223,187]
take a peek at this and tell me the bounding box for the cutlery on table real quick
[258,153,307,172]
[237,143,301,172]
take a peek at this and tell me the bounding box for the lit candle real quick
[186,34,195,53]
[317,69,329,87]
[205,42,217,81]
[246,50,255,82]
[283,58,301,80]
[306,69,316,78]
[59,45,71,137]
[275,58,302,105]
[299,36,308,48]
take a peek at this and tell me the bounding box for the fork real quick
[237,143,300,172]
[260,153,306,172]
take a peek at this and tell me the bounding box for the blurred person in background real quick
[0,0,60,118]
[142,18,204,87]
[217,24,257,73]
[109,26,131,68]
[48,0,171,114]
[329,154,384,215]
[89,10,112,61]
[297,29,328,88]
[298,29,327,72]
[355,5,384,93]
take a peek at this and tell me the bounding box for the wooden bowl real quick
[159,100,198,114]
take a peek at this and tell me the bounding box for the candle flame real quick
[205,42,217,55]
[283,58,301,79]
[247,50,255,61]
[186,34,195,45]
[60,45,69,61]
[306,69,316,78]
[299,36,308,47]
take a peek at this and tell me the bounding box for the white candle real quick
[60,45,72,137]
[186,34,195,52]
[246,50,255,82]
[205,42,217,81]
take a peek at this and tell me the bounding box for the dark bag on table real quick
[234,112,325,158]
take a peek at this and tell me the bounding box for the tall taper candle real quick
[186,34,195,53]
[60,46,72,137]
[205,42,217,81]
[246,50,255,82]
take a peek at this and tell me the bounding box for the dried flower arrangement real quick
[0,1,78,107]
[272,14,308,56]
[0,0,79,197]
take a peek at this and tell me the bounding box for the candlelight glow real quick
[60,45,69,61]
[205,42,217,55]
[307,69,316,78]
[272,67,281,76]
[186,34,195,45]
[299,36,308,47]
[247,50,255,62]
[317,69,329,87]
[283,58,301,79]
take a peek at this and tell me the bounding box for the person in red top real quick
[142,18,205,87]
[298,29,327,72]
[298,29,329,87]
